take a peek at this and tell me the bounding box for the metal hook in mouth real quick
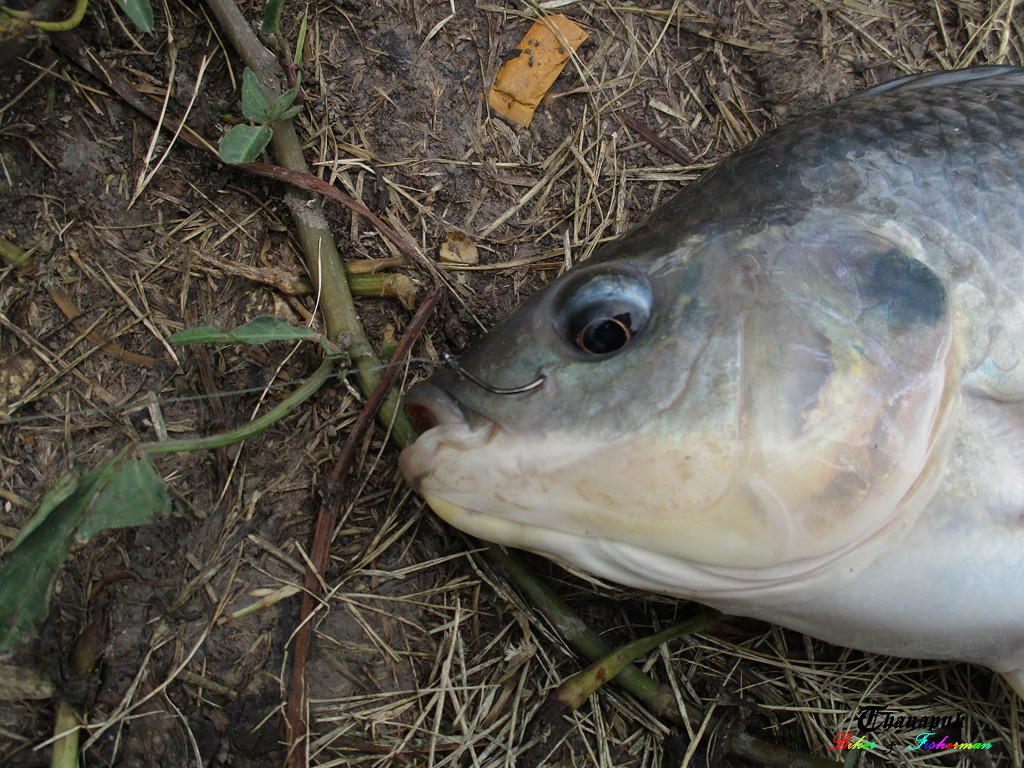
[441,353,546,395]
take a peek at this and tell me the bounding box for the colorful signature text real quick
[829,732,992,753]
[909,732,993,750]
[829,733,875,750]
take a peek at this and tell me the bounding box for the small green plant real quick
[218,8,308,164]
[0,452,170,649]
[218,67,301,164]
[260,0,285,36]
[0,317,335,649]
[171,314,322,346]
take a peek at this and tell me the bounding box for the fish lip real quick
[399,381,499,488]
[403,381,471,434]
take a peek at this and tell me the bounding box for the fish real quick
[399,66,1024,698]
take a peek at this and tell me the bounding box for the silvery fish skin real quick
[400,67,1024,696]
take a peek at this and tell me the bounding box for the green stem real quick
[485,544,686,722]
[140,357,333,453]
[346,272,416,304]
[10,0,88,30]
[555,610,719,711]
[202,0,414,447]
[50,699,80,768]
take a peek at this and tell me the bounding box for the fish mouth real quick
[398,381,499,490]
[398,385,567,555]
[402,381,470,435]
[400,382,578,552]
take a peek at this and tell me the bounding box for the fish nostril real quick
[405,402,439,434]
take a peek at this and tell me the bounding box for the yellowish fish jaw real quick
[404,418,949,604]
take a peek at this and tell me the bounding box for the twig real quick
[48,32,219,153]
[284,289,439,766]
[47,286,159,367]
[618,112,691,165]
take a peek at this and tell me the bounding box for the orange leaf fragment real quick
[438,231,479,265]
[487,15,588,127]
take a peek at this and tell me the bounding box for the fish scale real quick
[400,66,1024,699]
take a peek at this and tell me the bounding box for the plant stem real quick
[485,543,686,723]
[8,0,88,30]
[50,700,80,768]
[553,610,720,712]
[346,272,416,303]
[201,0,414,447]
[139,357,333,454]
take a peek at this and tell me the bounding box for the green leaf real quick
[0,455,167,650]
[0,499,81,649]
[114,0,154,32]
[260,0,285,36]
[279,105,302,121]
[294,12,309,67]
[171,316,319,346]
[266,86,299,123]
[76,457,170,539]
[8,470,82,551]
[218,124,273,164]
[240,68,269,124]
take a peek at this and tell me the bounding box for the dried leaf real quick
[438,231,479,265]
[487,14,588,127]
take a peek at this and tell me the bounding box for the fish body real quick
[400,67,1024,695]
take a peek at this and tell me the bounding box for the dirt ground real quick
[2,0,1024,766]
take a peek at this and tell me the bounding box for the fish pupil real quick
[577,314,633,354]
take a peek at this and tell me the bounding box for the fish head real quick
[400,219,955,596]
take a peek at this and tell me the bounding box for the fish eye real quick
[556,272,653,357]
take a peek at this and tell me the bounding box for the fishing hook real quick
[441,353,546,395]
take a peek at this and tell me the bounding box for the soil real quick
[1,1,1023,767]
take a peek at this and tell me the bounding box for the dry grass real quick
[2,0,1024,766]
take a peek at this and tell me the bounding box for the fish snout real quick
[403,382,470,435]
[399,381,497,492]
